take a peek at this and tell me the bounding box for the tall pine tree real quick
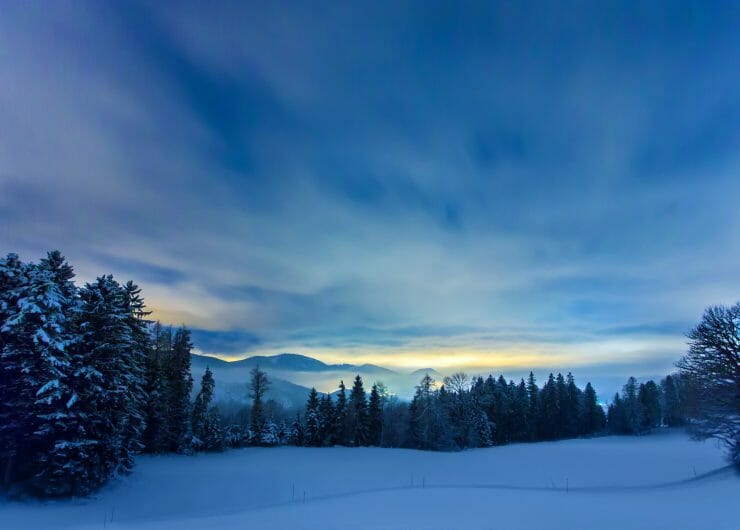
[367,383,383,446]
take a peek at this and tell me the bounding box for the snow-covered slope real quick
[1,431,736,530]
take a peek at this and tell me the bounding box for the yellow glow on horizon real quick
[201,347,587,372]
[195,333,684,374]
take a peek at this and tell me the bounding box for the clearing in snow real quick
[1,430,737,530]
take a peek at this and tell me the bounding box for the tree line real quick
[272,370,694,452]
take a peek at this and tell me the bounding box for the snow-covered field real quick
[2,430,737,530]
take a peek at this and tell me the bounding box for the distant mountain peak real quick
[192,352,401,375]
[410,368,442,377]
[230,353,330,371]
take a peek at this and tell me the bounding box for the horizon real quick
[3,2,740,381]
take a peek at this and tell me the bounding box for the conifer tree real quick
[554,373,568,439]
[0,254,27,489]
[526,372,539,441]
[367,383,383,446]
[581,382,605,435]
[202,406,224,451]
[564,373,582,438]
[167,327,194,453]
[142,322,170,453]
[539,374,559,440]
[407,374,450,450]
[260,419,279,446]
[333,380,348,445]
[476,410,494,447]
[607,393,627,434]
[318,393,334,445]
[119,281,150,463]
[621,377,645,434]
[71,275,147,490]
[289,413,305,446]
[348,375,369,446]
[638,380,662,431]
[192,367,216,448]
[305,387,322,447]
[0,253,80,495]
[510,379,529,442]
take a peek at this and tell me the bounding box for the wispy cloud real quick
[1,1,739,377]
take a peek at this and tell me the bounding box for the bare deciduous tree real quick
[677,304,740,467]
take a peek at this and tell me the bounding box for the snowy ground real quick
[2,430,737,530]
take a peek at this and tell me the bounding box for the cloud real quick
[1,1,739,377]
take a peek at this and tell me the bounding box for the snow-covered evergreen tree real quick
[407,374,451,450]
[526,371,539,441]
[0,252,79,495]
[638,380,662,431]
[476,410,493,447]
[305,388,322,447]
[333,380,348,445]
[564,373,582,438]
[622,376,646,434]
[367,384,383,446]
[260,419,279,446]
[289,414,305,446]
[192,367,216,449]
[165,327,194,453]
[71,275,148,490]
[318,393,334,445]
[581,382,605,435]
[348,375,369,446]
[142,322,170,453]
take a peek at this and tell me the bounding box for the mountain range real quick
[190,352,442,407]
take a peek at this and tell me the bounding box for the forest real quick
[0,251,736,497]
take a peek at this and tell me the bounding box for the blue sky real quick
[1,1,739,376]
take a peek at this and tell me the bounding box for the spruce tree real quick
[72,275,147,490]
[167,327,194,453]
[305,387,322,446]
[192,367,216,448]
[526,372,539,441]
[318,393,334,445]
[564,373,582,438]
[367,383,383,446]
[539,374,559,440]
[202,406,224,451]
[581,382,605,435]
[260,419,279,446]
[511,379,529,442]
[407,374,450,450]
[348,375,369,446]
[554,373,568,439]
[142,322,170,453]
[119,281,149,465]
[621,377,645,434]
[289,414,305,446]
[638,380,662,431]
[333,380,348,445]
[0,253,80,495]
[607,393,628,434]
[0,253,27,489]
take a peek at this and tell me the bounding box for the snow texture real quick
[0,431,737,530]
